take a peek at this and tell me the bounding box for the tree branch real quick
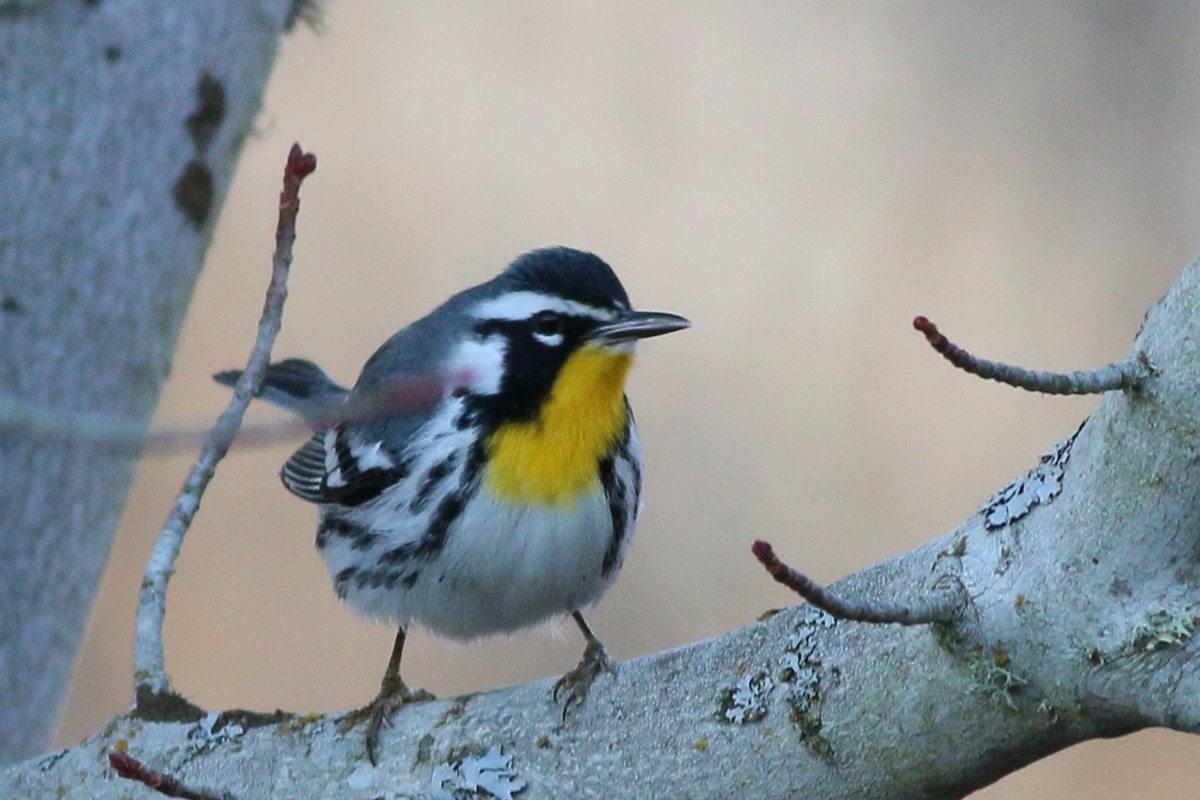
[752,539,965,624]
[913,314,1153,394]
[3,250,1196,797]
[109,752,233,800]
[133,145,315,703]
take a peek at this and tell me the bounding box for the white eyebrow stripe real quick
[471,291,615,322]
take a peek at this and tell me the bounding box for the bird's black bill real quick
[586,310,692,344]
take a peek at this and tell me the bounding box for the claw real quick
[553,636,616,719]
[361,679,434,765]
[339,627,434,765]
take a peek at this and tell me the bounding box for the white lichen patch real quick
[981,427,1079,529]
[431,745,525,800]
[974,662,1027,710]
[719,671,774,724]
[780,607,835,679]
[187,711,244,753]
[1129,608,1197,652]
[785,667,821,710]
[778,607,836,757]
[718,607,834,732]
[780,608,833,706]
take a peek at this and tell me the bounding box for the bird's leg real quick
[346,627,434,765]
[552,611,616,717]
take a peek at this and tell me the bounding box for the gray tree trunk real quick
[0,0,292,763]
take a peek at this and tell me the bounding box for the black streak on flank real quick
[409,452,459,514]
[419,441,485,553]
[318,516,378,552]
[355,569,400,592]
[374,492,468,566]
[378,442,483,566]
[626,436,643,514]
[334,567,358,599]
[425,491,466,552]
[601,420,639,577]
[173,160,214,229]
[186,71,226,154]
[599,456,628,577]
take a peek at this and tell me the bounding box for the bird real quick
[215,246,690,763]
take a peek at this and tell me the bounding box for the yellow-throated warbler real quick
[216,246,689,762]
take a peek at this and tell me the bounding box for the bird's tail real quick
[213,358,348,430]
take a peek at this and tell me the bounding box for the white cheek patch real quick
[445,335,507,395]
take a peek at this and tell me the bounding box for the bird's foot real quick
[552,637,616,719]
[341,676,435,765]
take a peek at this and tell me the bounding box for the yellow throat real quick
[485,346,634,505]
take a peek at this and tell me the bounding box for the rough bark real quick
[3,248,1197,796]
[0,0,292,763]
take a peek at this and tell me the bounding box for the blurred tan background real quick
[54,3,1200,797]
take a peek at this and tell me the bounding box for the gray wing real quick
[281,279,496,507]
[346,281,492,445]
[281,427,415,507]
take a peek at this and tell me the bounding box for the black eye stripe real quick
[472,308,600,346]
[532,310,565,337]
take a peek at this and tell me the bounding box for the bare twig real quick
[912,315,1151,395]
[0,397,308,455]
[133,144,317,701]
[0,394,163,454]
[752,540,964,625]
[109,751,234,800]
[0,369,457,455]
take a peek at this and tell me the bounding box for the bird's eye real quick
[531,311,565,339]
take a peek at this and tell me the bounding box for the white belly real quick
[415,489,619,638]
[314,400,642,640]
[321,488,624,640]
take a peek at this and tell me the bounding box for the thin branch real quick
[109,752,234,800]
[133,144,317,701]
[751,540,964,625]
[0,394,161,454]
[0,369,457,456]
[912,315,1152,395]
[0,397,308,455]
